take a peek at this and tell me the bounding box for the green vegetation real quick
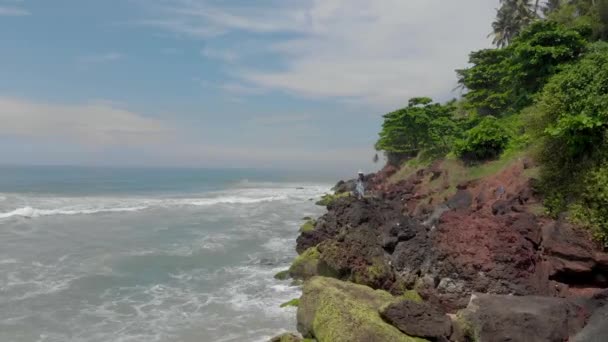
[454,116,510,161]
[280,298,300,308]
[459,20,587,116]
[375,97,463,161]
[530,42,608,245]
[316,192,351,206]
[373,1,608,246]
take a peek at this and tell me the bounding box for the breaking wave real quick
[0,185,329,220]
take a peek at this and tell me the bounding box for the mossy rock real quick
[289,247,321,280]
[302,216,312,221]
[280,298,301,308]
[297,276,429,342]
[315,192,351,206]
[269,333,303,342]
[351,259,393,289]
[300,220,316,233]
[274,270,290,280]
[401,290,423,303]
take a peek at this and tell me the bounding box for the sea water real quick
[0,166,331,342]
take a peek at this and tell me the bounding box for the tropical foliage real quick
[458,20,587,116]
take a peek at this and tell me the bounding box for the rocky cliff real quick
[271,157,608,342]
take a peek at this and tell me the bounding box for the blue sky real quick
[0,0,497,173]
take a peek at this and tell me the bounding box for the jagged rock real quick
[573,290,608,342]
[297,277,427,342]
[317,227,394,289]
[543,221,608,287]
[296,197,402,254]
[380,300,452,341]
[459,293,588,342]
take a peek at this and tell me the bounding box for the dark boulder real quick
[459,293,588,342]
[380,300,452,341]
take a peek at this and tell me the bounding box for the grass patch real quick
[315,192,351,206]
[280,298,300,308]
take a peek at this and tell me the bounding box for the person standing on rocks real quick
[356,170,365,199]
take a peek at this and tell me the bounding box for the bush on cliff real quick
[454,116,511,162]
[531,42,608,245]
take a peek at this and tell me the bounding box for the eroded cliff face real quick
[282,158,608,342]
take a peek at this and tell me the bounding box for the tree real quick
[459,20,587,116]
[375,98,462,162]
[491,0,538,47]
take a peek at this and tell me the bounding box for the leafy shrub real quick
[531,42,608,242]
[571,164,608,246]
[454,116,511,161]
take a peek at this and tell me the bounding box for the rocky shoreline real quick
[271,158,608,342]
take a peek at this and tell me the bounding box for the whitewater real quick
[0,166,331,342]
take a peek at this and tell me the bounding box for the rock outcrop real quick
[458,293,588,342]
[380,300,452,341]
[279,158,608,341]
[297,277,427,342]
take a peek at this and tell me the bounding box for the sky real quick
[0,0,498,173]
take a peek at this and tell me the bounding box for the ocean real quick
[0,166,331,342]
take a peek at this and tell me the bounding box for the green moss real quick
[401,290,423,303]
[274,270,290,280]
[280,298,301,308]
[454,312,480,342]
[289,247,323,280]
[300,220,316,233]
[270,333,303,342]
[298,277,429,342]
[302,216,312,221]
[315,192,351,206]
[351,260,392,288]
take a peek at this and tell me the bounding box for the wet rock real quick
[380,300,451,341]
[459,293,588,342]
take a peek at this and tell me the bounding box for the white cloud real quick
[0,5,29,16]
[0,97,171,146]
[142,0,498,109]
